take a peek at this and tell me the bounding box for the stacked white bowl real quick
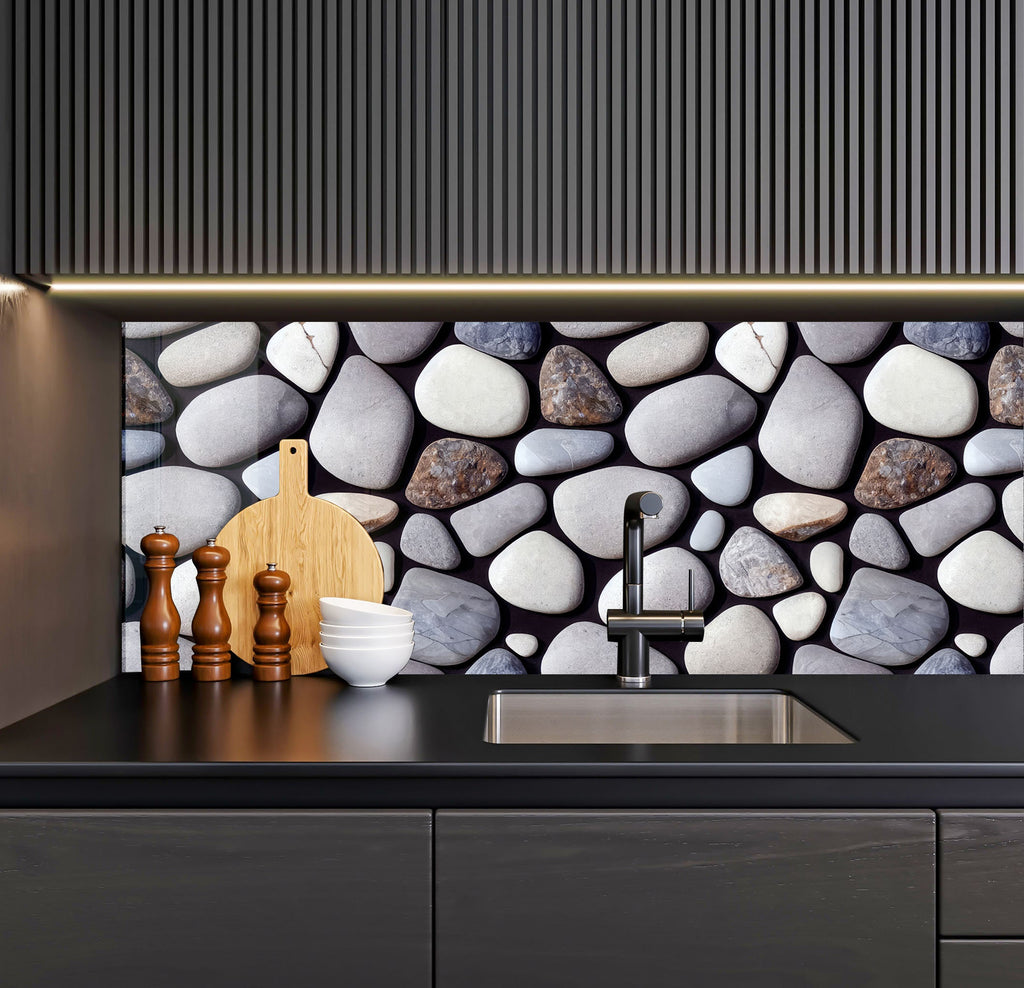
[319,597,415,687]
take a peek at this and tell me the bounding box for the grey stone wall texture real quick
[122,320,1024,676]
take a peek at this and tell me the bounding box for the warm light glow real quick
[0,278,27,295]
[47,276,1024,295]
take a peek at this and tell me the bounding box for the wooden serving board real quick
[216,440,384,675]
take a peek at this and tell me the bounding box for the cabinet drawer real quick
[0,811,432,988]
[941,941,1024,987]
[940,812,1024,936]
[437,810,935,988]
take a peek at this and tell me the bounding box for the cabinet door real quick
[437,810,934,988]
[0,810,431,988]
[939,811,1024,935]
[941,941,1024,987]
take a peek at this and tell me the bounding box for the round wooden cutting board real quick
[216,440,384,674]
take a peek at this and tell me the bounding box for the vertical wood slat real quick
[5,0,1020,276]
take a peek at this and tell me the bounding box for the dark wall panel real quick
[10,0,1023,276]
[0,284,121,728]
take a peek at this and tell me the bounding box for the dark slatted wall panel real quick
[9,0,1023,275]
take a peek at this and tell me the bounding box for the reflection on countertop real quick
[140,677,422,762]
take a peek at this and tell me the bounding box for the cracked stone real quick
[266,321,341,393]
[714,321,788,393]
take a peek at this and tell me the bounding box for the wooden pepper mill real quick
[191,538,232,682]
[252,563,291,681]
[140,525,181,681]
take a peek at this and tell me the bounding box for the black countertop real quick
[1,674,1024,808]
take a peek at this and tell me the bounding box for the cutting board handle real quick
[277,440,310,500]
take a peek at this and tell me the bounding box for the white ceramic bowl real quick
[319,640,415,687]
[321,630,414,648]
[319,619,413,638]
[319,597,413,627]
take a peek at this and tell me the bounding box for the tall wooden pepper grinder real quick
[252,563,291,681]
[140,525,181,681]
[191,538,232,681]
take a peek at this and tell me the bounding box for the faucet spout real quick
[622,491,662,615]
[608,491,705,688]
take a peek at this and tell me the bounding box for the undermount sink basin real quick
[484,690,854,745]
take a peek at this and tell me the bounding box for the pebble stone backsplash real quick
[122,320,1024,677]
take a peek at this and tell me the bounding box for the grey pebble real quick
[465,649,528,674]
[348,322,443,363]
[915,649,976,675]
[450,483,547,557]
[990,625,1024,674]
[454,322,542,360]
[176,376,307,468]
[759,355,863,490]
[157,322,260,387]
[796,322,892,363]
[123,322,203,339]
[963,428,1024,477]
[391,568,500,666]
[514,428,614,477]
[792,644,893,675]
[122,466,241,557]
[689,510,725,552]
[553,466,690,559]
[903,321,990,360]
[400,514,461,571]
[898,482,997,557]
[122,430,165,470]
[540,621,677,674]
[830,568,948,665]
[848,514,911,570]
[625,375,757,467]
[309,355,414,489]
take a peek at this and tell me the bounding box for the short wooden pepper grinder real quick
[252,563,291,681]
[191,539,232,682]
[140,525,181,681]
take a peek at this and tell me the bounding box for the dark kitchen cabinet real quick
[940,941,1024,988]
[939,811,1024,936]
[436,810,936,988]
[0,810,432,988]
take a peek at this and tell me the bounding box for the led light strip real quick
[47,277,1024,294]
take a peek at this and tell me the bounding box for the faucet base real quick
[617,674,652,689]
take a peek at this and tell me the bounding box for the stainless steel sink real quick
[484,690,854,744]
